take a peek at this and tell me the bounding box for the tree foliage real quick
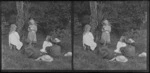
[89,1,98,33]
[74,1,148,36]
[16,1,24,36]
[1,1,71,37]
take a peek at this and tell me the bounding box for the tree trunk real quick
[16,2,31,42]
[89,1,105,34]
[97,2,105,27]
[24,2,31,24]
[16,1,24,37]
[89,1,98,33]
[92,2,105,43]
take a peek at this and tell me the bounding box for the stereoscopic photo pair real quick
[1,1,148,71]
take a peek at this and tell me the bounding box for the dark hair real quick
[101,17,107,25]
[102,17,107,21]
[29,17,34,20]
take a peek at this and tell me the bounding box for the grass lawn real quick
[73,33,147,70]
[1,33,72,70]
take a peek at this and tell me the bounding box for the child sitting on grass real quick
[83,24,97,51]
[40,35,53,53]
[114,36,127,53]
[9,24,23,50]
[114,35,136,58]
[40,35,62,57]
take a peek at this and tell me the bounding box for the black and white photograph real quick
[1,0,149,72]
[1,1,72,70]
[73,1,148,70]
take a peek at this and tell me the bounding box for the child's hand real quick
[28,27,31,31]
[9,44,12,49]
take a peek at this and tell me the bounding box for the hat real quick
[64,52,72,56]
[116,55,128,62]
[128,38,135,43]
[138,52,147,57]
[54,38,61,43]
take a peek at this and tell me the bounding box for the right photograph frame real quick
[73,1,148,70]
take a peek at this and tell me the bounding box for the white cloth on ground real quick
[114,41,127,53]
[83,32,97,51]
[9,31,23,50]
[64,52,72,56]
[138,52,147,57]
[35,55,53,62]
[109,55,128,62]
[27,24,37,43]
[40,41,53,53]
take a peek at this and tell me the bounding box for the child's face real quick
[29,22,32,25]
[11,25,17,31]
[87,26,91,32]
[46,36,51,41]
[120,36,125,42]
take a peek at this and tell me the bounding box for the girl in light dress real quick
[100,19,111,46]
[9,24,23,50]
[83,24,97,51]
[114,36,127,53]
[40,35,53,53]
[27,18,37,46]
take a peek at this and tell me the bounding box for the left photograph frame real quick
[1,1,72,70]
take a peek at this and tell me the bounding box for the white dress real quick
[40,41,53,53]
[9,31,23,50]
[83,32,97,51]
[114,41,127,53]
[28,24,37,43]
[101,25,111,44]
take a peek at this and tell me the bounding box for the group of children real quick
[7,17,146,63]
[83,19,111,51]
[8,18,71,62]
[82,19,146,62]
